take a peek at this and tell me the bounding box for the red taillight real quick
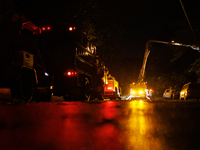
[67,72,71,76]
[69,26,76,31]
[64,70,77,77]
[42,26,51,31]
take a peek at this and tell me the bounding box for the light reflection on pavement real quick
[125,100,164,150]
[1,99,200,150]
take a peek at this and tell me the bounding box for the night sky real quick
[11,0,200,59]
[121,0,200,58]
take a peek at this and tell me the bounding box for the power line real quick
[179,0,197,41]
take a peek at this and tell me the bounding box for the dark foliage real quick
[0,0,16,24]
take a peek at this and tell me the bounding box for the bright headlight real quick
[139,90,144,95]
[131,91,136,94]
[44,72,49,76]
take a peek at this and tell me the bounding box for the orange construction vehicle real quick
[104,74,121,100]
[130,82,147,98]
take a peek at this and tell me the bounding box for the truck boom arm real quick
[138,40,199,83]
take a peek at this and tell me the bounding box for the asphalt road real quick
[1,93,200,150]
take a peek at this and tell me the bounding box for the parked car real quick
[163,88,175,99]
[179,82,200,100]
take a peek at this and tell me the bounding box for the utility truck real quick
[0,14,53,102]
[41,26,110,101]
[104,75,121,100]
[129,39,200,100]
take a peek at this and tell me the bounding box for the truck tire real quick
[44,92,52,102]
[98,95,103,100]
[184,96,188,100]
[11,78,34,103]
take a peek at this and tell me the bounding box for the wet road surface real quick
[1,97,200,150]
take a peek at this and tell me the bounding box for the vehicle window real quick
[166,90,170,92]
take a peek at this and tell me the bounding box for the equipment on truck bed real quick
[42,26,111,101]
[129,41,150,99]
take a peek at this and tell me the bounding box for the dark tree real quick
[0,0,16,24]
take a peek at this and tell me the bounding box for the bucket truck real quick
[129,39,199,99]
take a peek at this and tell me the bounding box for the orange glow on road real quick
[0,100,172,150]
[126,100,164,150]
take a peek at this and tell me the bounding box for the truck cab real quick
[129,82,147,99]
[104,75,121,100]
